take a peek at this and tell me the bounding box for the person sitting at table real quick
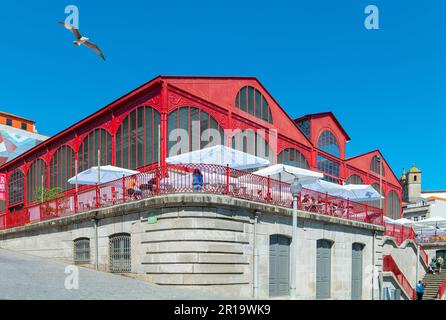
[126,176,142,200]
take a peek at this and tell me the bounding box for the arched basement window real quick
[346,174,364,185]
[370,155,385,176]
[167,107,224,157]
[277,148,310,169]
[50,146,75,192]
[78,128,112,172]
[74,238,91,264]
[235,86,273,124]
[387,190,400,220]
[26,159,47,203]
[318,130,340,157]
[231,129,273,162]
[8,169,24,206]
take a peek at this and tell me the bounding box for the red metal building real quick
[0,76,402,219]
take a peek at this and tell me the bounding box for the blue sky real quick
[0,1,444,189]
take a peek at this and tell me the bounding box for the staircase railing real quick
[383,255,415,300]
[438,276,446,300]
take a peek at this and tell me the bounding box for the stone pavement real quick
[0,249,233,300]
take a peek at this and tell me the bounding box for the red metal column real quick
[160,81,168,167]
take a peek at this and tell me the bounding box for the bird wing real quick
[84,41,106,61]
[58,22,82,40]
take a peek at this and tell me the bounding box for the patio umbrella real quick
[343,184,383,202]
[166,145,270,170]
[67,165,139,185]
[252,164,323,184]
[301,180,381,202]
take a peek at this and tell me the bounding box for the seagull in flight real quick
[58,22,106,61]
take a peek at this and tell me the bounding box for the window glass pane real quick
[153,110,160,163]
[240,87,247,111]
[137,107,144,168]
[50,146,75,192]
[247,87,254,115]
[190,108,200,151]
[145,107,153,165]
[122,117,129,168]
[317,154,340,183]
[317,130,340,157]
[255,90,262,118]
[278,148,310,169]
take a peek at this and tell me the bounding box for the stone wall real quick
[0,194,384,299]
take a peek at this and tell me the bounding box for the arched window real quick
[109,233,131,273]
[370,155,385,176]
[74,238,90,264]
[277,148,310,169]
[387,190,400,220]
[50,146,75,192]
[231,129,273,162]
[26,159,47,203]
[116,106,161,169]
[78,129,112,172]
[168,107,224,157]
[235,86,273,124]
[346,174,364,185]
[318,130,340,157]
[369,183,383,208]
[8,169,24,206]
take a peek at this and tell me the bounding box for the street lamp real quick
[290,177,302,299]
[376,155,383,212]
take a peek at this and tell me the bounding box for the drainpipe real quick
[416,242,420,286]
[253,211,259,299]
[93,217,99,271]
[372,230,376,300]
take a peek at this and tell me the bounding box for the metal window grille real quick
[78,128,112,172]
[8,169,24,205]
[74,238,90,264]
[235,86,273,124]
[116,106,161,169]
[49,146,76,192]
[26,159,46,203]
[317,154,340,183]
[109,233,131,273]
[387,190,400,220]
[370,155,385,176]
[167,107,224,158]
[317,130,340,157]
[277,148,310,169]
[346,174,364,185]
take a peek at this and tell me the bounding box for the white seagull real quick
[58,22,106,61]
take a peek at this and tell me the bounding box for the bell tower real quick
[406,165,422,203]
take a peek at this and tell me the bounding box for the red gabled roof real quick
[0,76,164,170]
[346,149,401,186]
[294,112,351,141]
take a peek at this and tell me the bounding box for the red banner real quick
[0,174,6,201]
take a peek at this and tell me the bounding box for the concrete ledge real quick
[383,272,413,300]
[0,193,384,239]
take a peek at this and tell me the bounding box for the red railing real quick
[383,255,415,300]
[384,222,416,246]
[420,246,428,266]
[0,164,384,231]
[438,277,446,300]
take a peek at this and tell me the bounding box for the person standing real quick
[416,280,425,300]
[193,169,203,192]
